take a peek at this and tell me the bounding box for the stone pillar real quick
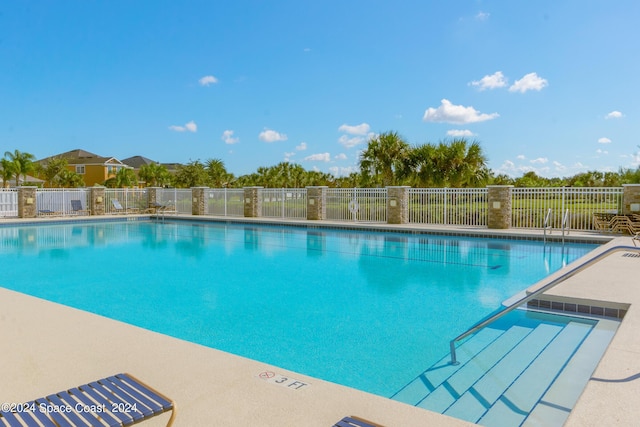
[487,185,513,229]
[147,187,160,209]
[387,186,410,224]
[18,186,37,218]
[90,186,106,216]
[243,187,262,218]
[192,187,207,215]
[307,186,327,220]
[622,184,640,215]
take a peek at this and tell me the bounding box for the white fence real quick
[326,188,387,222]
[408,188,488,226]
[204,189,244,217]
[260,188,307,219]
[36,189,91,216]
[0,189,18,217]
[511,187,623,230]
[104,189,148,214]
[0,186,633,232]
[157,188,192,214]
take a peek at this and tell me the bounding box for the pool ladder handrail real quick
[449,244,640,365]
[561,209,570,242]
[543,208,553,242]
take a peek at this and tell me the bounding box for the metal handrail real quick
[543,208,552,242]
[562,209,570,240]
[449,245,640,365]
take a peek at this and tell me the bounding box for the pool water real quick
[0,220,598,399]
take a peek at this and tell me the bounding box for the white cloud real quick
[605,111,624,119]
[516,154,526,160]
[334,153,348,160]
[596,148,609,155]
[259,128,288,142]
[530,157,548,164]
[329,165,359,177]
[221,130,239,144]
[338,135,367,148]
[476,11,490,21]
[284,152,296,161]
[199,75,219,86]
[446,129,475,137]
[304,153,331,162]
[470,71,507,91]
[553,161,566,172]
[169,120,197,133]
[423,99,499,124]
[296,142,307,151]
[338,123,371,135]
[598,137,612,144]
[509,72,548,93]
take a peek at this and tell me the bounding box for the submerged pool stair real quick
[392,313,617,427]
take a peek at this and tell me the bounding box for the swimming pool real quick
[0,220,599,401]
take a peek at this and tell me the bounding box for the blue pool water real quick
[0,219,598,399]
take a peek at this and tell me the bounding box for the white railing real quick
[36,188,91,216]
[408,188,487,226]
[326,188,387,222]
[204,188,244,217]
[104,189,148,213]
[157,188,192,214]
[511,187,622,230]
[0,189,18,217]
[260,188,307,219]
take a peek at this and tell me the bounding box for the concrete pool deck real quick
[1,216,638,426]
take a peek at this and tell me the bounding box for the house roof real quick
[38,149,130,167]
[121,155,157,169]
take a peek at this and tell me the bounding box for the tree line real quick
[2,134,639,188]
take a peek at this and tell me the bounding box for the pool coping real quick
[1,215,638,426]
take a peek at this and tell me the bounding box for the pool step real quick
[392,317,598,426]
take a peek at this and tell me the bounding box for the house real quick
[38,149,133,187]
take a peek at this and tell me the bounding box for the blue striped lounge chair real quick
[334,416,385,427]
[0,373,176,426]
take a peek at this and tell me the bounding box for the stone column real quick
[307,186,327,220]
[622,184,640,215]
[243,187,262,218]
[487,185,513,229]
[387,186,410,224]
[147,187,160,210]
[18,186,37,218]
[90,186,106,216]
[192,187,207,215]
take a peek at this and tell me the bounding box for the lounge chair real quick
[71,199,90,216]
[111,199,139,215]
[145,202,176,215]
[633,232,640,247]
[38,209,62,217]
[0,373,176,427]
[334,416,385,427]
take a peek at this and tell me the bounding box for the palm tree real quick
[55,169,85,188]
[173,160,208,188]
[205,158,233,188]
[359,131,410,187]
[38,157,69,187]
[139,163,171,187]
[0,158,16,188]
[4,149,36,186]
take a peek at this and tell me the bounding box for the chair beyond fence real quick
[511,187,623,230]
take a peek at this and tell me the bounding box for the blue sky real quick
[2,1,639,178]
